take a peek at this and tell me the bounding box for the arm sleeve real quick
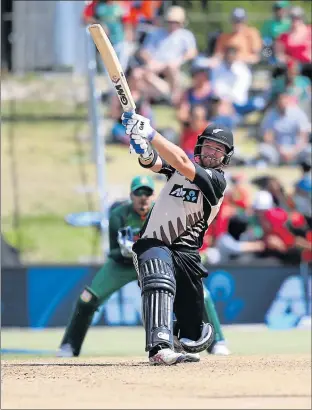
[142,30,158,53]
[261,110,275,132]
[297,110,311,133]
[231,64,252,105]
[108,210,124,260]
[157,158,175,180]
[182,31,197,53]
[193,164,227,205]
[218,235,243,255]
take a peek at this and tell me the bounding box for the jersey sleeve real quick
[156,158,175,180]
[193,164,226,205]
[108,205,128,261]
[139,153,175,180]
[182,30,197,53]
[142,30,159,53]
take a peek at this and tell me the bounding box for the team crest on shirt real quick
[169,184,200,203]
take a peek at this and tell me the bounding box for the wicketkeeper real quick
[122,112,234,365]
[57,174,229,358]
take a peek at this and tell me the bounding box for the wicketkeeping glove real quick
[117,227,135,259]
[117,236,134,259]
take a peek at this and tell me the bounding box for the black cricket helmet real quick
[194,123,234,168]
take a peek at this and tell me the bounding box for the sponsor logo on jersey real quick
[157,332,170,341]
[169,184,199,203]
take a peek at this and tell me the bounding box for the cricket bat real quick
[88,24,136,112]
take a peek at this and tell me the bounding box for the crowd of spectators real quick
[82,0,311,266]
[201,152,312,266]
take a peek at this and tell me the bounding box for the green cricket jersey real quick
[108,201,148,264]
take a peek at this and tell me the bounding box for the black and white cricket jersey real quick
[140,160,227,251]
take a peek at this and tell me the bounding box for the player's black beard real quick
[197,155,222,169]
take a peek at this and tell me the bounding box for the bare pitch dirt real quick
[2,354,311,409]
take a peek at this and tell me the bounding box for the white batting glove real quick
[121,112,156,142]
[129,133,150,156]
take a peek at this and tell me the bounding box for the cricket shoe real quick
[209,341,231,356]
[174,336,200,362]
[56,343,74,358]
[149,348,188,366]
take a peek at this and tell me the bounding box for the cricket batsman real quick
[122,111,234,365]
[57,174,230,358]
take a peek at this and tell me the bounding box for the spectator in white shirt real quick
[133,6,197,104]
[258,92,311,166]
[210,46,252,106]
[205,214,265,264]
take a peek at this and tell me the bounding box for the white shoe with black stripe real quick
[173,336,200,362]
[149,347,188,365]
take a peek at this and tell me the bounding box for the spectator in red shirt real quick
[253,190,312,264]
[123,1,162,25]
[200,175,250,256]
[225,174,250,211]
[200,201,230,257]
[179,104,208,159]
[122,1,163,42]
[276,6,312,65]
[82,1,98,25]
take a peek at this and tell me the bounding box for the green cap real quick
[130,175,155,193]
[273,1,290,9]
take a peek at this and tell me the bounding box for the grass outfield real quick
[1,326,311,359]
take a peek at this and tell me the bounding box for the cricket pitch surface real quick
[2,354,311,409]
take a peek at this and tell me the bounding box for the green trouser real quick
[60,258,225,355]
[59,257,137,356]
[203,285,225,343]
[88,258,137,303]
